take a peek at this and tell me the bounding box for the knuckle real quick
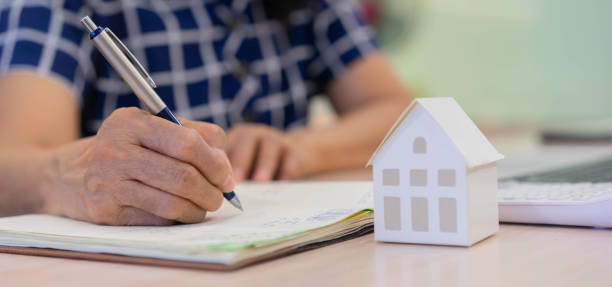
[83,181,119,225]
[209,152,226,170]
[174,165,198,189]
[192,210,207,222]
[209,192,224,211]
[85,176,103,195]
[208,124,226,139]
[181,211,207,224]
[208,124,228,148]
[87,141,128,173]
[84,168,105,195]
[185,128,202,143]
[208,155,229,183]
[89,140,114,159]
[177,128,201,155]
[160,200,185,220]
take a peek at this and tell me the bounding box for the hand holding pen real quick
[51,16,243,226]
[78,108,238,224]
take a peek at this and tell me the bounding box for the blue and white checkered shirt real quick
[0,0,376,136]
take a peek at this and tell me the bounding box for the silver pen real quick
[80,16,243,211]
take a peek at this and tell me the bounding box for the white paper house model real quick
[367,97,504,246]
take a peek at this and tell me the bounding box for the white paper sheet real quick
[0,181,373,261]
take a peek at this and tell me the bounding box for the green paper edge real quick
[207,209,373,251]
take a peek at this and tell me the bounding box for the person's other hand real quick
[47,108,234,226]
[226,124,315,182]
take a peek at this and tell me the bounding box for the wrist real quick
[39,147,67,215]
[286,129,326,176]
[39,139,92,218]
[0,146,55,215]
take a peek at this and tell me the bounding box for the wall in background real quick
[381,0,612,125]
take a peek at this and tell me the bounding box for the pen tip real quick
[229,197,243,212]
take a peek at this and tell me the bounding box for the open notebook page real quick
[0,181,373,264]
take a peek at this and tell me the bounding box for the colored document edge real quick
[207,209,374,251]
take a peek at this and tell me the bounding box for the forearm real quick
[0,73,81,216]
[292,96,412,174]
[0,138,91,217]
[0,146,53,216]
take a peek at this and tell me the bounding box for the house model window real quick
[413,137,427,154]
[410,169,427,186]
[438,169,456,187]
[382,169,399,186]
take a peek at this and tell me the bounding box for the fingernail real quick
[223,174,235,192]
[254,168,271,182]
[233,168,244,182]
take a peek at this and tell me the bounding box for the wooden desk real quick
[2,133,612,287]
[1,222,611,286]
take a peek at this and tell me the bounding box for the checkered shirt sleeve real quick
[0,0,92,103]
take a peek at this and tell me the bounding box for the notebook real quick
[0,181,373,270]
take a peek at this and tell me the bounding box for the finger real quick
[123,146,224,211]
[115,180,207,224]
[252,136,282,182]
[227,132,258,182]
[278,151,302,181]
[179,118,227,150]
[115,207,175,226]
[214,147,234,186]
[130,114,233,191]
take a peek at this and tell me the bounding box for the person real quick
[0,0,411,225]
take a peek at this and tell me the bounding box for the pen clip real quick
[104,28,157,89]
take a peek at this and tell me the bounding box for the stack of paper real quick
[0,181,373,270]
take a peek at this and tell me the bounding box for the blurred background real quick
[312,0,612,129]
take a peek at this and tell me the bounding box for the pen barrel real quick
[91,30,166,114]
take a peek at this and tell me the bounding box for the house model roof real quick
[366,97,504,169]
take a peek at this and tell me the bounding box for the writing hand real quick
[45,108,234,225]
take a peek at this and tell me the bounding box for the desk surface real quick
[3,130,612,287]
[1,223,611,287]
